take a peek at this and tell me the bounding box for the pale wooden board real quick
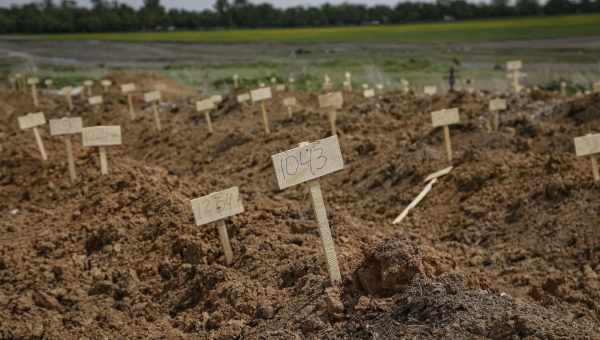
[44,79,53,86]
[431,108,460,128]
[237,93,250,103]
[376,84,384,90]
[144,91,161,103]
[27,78,39,85]
[49,117,83,136]
[506,60,523,71]
[272,135,345,190]
[363,89,375,98]
[196,98,216,112]
[424,86,437,95]
[251,87,272,102]
[88,96,103,105]
[82,126,122,147]
[210,95,223,104]
[283,97,297,107]
[489,98,507,111]
[18,112,46,130]
[276,84,286,92]
[60,86,72,95]
[393,179,437,225]
[191,186,245,226]
[424,166,453,182]
[101,80,112,87]
[593,81,600,93]
[318,92,343,109]
[83,80,93,87]
[574,133,600,157]
[121,83,136,93]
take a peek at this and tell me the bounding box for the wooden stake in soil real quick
[9,77,16,92]
[560,82,567,96]
[288,77,295,91]
[272,137,345,285]
[593,81,600,94]
[196,98,216,133]
[15,73,23,93]
[318,92,344,136]
[49,117,83,183]
[506,60,524,94]
[363,89,375,99]
[101,79,112,93]
[44,79,53,89]
[83,80,93,98]
[121,83,137,120]
[574,133,600,181]
[82,126,122,175]
[283,97,297,119]
[250,87,273,134]
[431,108,460,162]
[401,79,410,94]
[27,78,40,107]
[191,186,245,266]
[237,93,250,107]
[233,74,239,89]
[489,98,507,132]
[61,86,74,111]
[18,112,48,161]
[88,95,103,113]
[144,91,163,131]
[344,72,352,92]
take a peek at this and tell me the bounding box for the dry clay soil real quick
[1,73,600,339]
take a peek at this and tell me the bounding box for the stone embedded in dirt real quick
[356,238,426,296]
[172,235,207,265]
[255,303,275,319]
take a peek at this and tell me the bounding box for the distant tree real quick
[544,0,574,14]
[139,0,165,30]
[516,0,541,15]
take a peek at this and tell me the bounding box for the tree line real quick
[1,0,599,34]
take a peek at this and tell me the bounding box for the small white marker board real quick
[84,80,93,87]
[101,80,112,87]
[424,86,437,96]
[363,89,375,98]
[82,126,122,175]
[237,93,250,103]
[431,108,460,128]
[210,95,223,104]
[44,79,53,87]
[318,92,343,110]
[27,78,39,85]
[593,81,600,93]
[276,84,286,92]
[272,135,345,190]
[18,112,47,161]
[250,87,272,103]
[50,117,83,183]
[88,95,103,106]
[144,91,161,103]
[574,133,600,181]
[196,98,216,112]
[121,83,136,93]
[506,60,522,71]
[283,97,297,107]
[489,99,507,111]
[191,187,244,265]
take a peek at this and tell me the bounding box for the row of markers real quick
[11,66,600,287]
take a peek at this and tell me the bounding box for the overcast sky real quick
[1,0,419,10]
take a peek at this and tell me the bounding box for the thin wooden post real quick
[591,155,599,182]
[205,111,214,133]
[65,137,77,183]
[99,146,108,175]
[152,103,162,131]
[261,102,270,134]
[329,110,337,136]
[32,127,47,161]
[217,221,234,265]
[443,125,452,162]
[31,83,39,107]
[127,94,136,120]
[288,105,293,119]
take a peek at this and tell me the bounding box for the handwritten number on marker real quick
[280,142,329,180]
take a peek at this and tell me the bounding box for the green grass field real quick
[17,14,600,44]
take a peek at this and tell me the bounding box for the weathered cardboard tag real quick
[318,92,343,110]
[431,108,460,127]
[61,86,73,95]
[88,96,103,105]
[376,84,384,91]
[364,89,375,98]
[251,87,272,103]
[424,86,437,95]
[49,117,83,136]
[276,84,286,92]
[84,80,93,87]
[272,135,345,190]
[144,91,161,103]
[18,112,46,130]
[489,98,507,111]
[191,186,245,226]
[575,133,600,157]
[27,78,39,85]
[82,126,122,147]
[210,95,223,104]
[283,97,297,107]
[121,83,136,93]
[196,98,215,112]
[44,79,53,86]
[237,93,250,103]
[101,80,112,87]
[506,60,522,71]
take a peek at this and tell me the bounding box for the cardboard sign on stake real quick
[363,89,375,99]
[191,186,244,266]
[233,74,239,89]
[593,81,600,93]
[210,95,223,104]
[251,87,273,134]
[50,117,83,183]
[424,86,437,96]
[44,79,53,88]
[431,108,460,162]
[121,83,137,120]
[196,98,216,133]
[101,80,112,93]
[61,86,74,111]
[144,91,163,131]
[88,95,103,112]
[506,60,522,72]
[82,126,122,175]
[272,137,344,285]
[237,93,250,104]
[18,112,47,161]
[318,92,344,136]
[83,80,93,98]
[28,78,40,107]
[574,133,600,181]
[283,97,297,118]
[489,98,507,131]
[276,84,286,92]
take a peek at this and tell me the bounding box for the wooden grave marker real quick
[489,98,507,131]
[363,89,375,99]
[561,81,567,96]
[121,83,137,120]
[233,74,239,89]
[88,95,103,113]
[49,117,83,183]
[283,97,297,118]
[15,73,23,92]
[101,79,112,93]
[318,92,344,136]
[288,77,295,91]
[276,84,286,92]
[144,91,163,131]
[83,80,93,98]
[82,126,122,175]
[210,95,223,105]
[424,86,437,96]
[196,98,216,133]
[344,72,352,91]
[431,108,460,162]
[191,186,244,265]
[271,136,345,284]
[9,77,16,92]
[506,60,524,93]
[61,86,74,111]
[593,81,600,93]
[27,77,40,107]
[574,133,600,181]
[401,79,410,94]
[44,79,53,89]
[18,112,48,161]
[250,87,273,134]
[237,93,250,106]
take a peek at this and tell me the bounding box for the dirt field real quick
[1,73,599,339]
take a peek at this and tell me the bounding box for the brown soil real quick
[1,75,599,339]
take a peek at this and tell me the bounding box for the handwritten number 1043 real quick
[280,144,327,179]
